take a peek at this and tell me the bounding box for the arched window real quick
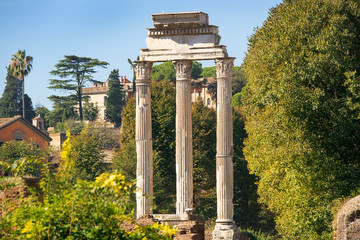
[13,129,24,140]
[207,98,211,106]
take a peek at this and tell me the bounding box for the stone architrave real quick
[173,60,194,216]
[135,61,153,219]
[213,58,240,240]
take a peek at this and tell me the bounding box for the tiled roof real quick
[0,115,22,129]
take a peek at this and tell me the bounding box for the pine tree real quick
[105,69,125,127]
[49,55,108,121]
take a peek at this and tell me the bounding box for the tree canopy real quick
[243,0,360,238]
[8,50,33,119]
[48,55,108,121]
[0,68,35,122]
[105,69,126,127]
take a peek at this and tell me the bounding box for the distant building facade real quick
[81,76,133,122]
[191,77,217,108]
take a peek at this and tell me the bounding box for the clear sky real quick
[0,0,282,109]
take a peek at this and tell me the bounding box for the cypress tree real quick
[105,69,125,127]
[0,68,21,117]
[0,68,35,121]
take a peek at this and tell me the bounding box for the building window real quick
[207,98,211,106]
[104,96,107,104]
[13,129,24,140]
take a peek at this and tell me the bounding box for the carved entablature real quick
[215,58,234,78]
[148,26,219,37]
[152,12,209,29]
[173,60,192,80]
[135,61,153,83]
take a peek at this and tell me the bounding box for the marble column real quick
[213,58,240,240]
[173,60,193,216]
[135,61,153,219]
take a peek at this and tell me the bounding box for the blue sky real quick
[0,0,282,109]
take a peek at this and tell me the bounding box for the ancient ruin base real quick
[212,221,240,240]
[152,214,205,240]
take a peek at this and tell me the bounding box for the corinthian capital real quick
[135,61,153,81]
[215,58,234,78]
[173,60,192,80]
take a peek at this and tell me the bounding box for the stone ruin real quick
[334,195,360,240]
[134,12,239,240]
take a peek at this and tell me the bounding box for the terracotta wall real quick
[0,121,49,148]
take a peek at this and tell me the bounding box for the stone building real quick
[80,76,133,122]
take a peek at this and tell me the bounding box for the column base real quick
[212,221,240,240]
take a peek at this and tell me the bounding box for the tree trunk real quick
[78,89,83,121]
[22,77,25,119]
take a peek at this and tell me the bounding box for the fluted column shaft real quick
[215,58,235,223]
[173,60,193,216]
[135,61,153,219]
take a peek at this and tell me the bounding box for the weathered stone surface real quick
[334,195,360,240]
[152,214,205,240]
[140,12,228,62]
[174,60,193,216]
[135,61,153,219]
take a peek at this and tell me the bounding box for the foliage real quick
[0,68,21,117]
[192,98,216,218]
[232,66,247,95]
[0,140,49,177]
[201,66,216,79]
[152,61,176,82]
[233,92,242,109]
[1,172,176,239]
[87,122,120,149]
[243,0,360,239]
[0,68,35,122]
[105,69,126,127]
[151,80,177,213]
[191,61,203,79]
[112,97,136,179]
[45,95,78,128]
[8,50,33,119]
[152,61,203,82]
[59,127,107,182]
[83,98,99,121]
[48,55,108,121]
[113,80,177,213]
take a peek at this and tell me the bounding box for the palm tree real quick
[9,50,33,119]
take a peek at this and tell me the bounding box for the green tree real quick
[243,0,360,238]
[9,50,33,119]
[152,61,176,82]
[113,80,176,213]
[192,98,216,218]
[59,127,107,182]
[83,99,99,122]
[45,95,77,128]
[201,66,216,79]
[48,55,108,121]
[112,97,136,179]
[105,69,126,127]
[232,66,247,95]
[0,68,35,121]
[0,68,21,117]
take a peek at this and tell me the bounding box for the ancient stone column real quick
[135,61,153,219]
[213,58,240,240]
[173,60,193,216]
